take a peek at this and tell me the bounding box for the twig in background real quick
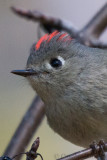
[79,3,107,47]
[80,3,107,39]
[11,4,107,48]
[11,6,78,37]
[3,96,45,160]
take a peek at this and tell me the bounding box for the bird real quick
[11,30,107,148]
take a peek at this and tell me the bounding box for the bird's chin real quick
[27,76,38,90]
[27,75,49,101]
[27,75,39,84]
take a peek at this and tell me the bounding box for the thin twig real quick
[57,142,107,160]
[80,3,107,39]
[78,3,107,48]
[3,96,45,160]
[11,4,107,49]
[26,137,41,160]
[11,6,78,37]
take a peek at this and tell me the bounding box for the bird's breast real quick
[45,97,107,147]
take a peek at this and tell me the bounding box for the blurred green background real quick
[0,0,107,160]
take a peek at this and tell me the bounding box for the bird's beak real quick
[11,69,38,77]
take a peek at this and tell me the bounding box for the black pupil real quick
[50,58,62,68]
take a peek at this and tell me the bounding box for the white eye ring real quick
[57,56,65,65]
[45,63,53,69]
[45,56,65,70]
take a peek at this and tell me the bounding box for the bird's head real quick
[12,31,82,98]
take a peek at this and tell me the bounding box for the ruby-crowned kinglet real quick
[12,31,107,148]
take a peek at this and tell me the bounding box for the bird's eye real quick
[50,58,62,68]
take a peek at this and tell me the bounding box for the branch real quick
[57,141,107,160]
[3,96,45,160]
[80,3,107,39]
[11,4,107,49]
[0,138,43,160]
[11,6,78,37]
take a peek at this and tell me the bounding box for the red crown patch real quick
[35,30,72,50]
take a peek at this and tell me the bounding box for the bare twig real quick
[11,4,107,49]
[11,6,78,37]
[26,137,43,160]
[80,3,107,39]
[12,137,42,160]
[57,141,107,160]
[3,96,45,160]
[78,3,107,47]
[1,138,43,160]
